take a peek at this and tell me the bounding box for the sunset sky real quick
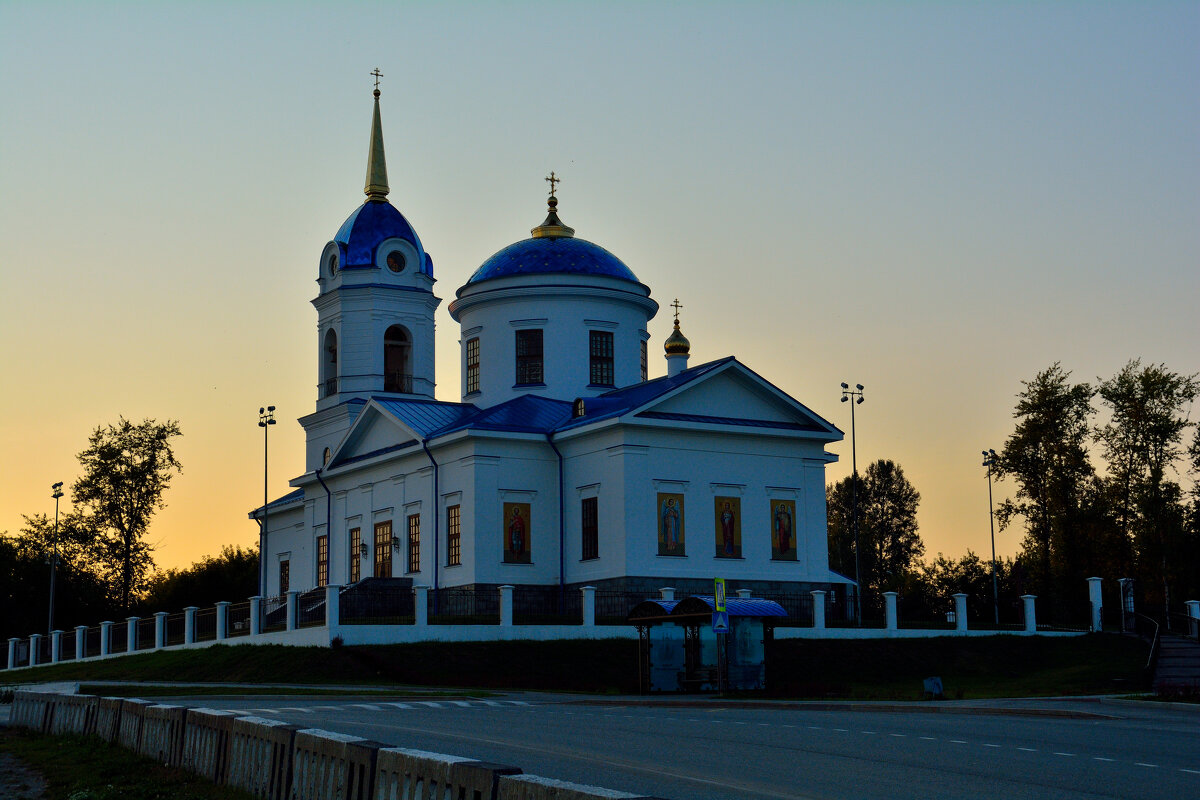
[1,2,1196,574]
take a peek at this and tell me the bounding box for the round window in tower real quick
[386,250,406,273]
[328,253,339,276]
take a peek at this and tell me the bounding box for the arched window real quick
[322,329,338,398]
[384,325,412,393]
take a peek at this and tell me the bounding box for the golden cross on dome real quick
[371,68,383,90]
[671,298,683,323]
[545,171,560,198]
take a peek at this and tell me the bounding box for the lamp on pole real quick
[840,382,864,625]
[258,406,276,595]
[982,449,1000,626]
[48,481,64,635]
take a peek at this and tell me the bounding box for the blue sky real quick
[1,1,1196,569]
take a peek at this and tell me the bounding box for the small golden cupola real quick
[664,298,690,376]
[531,171,576,239]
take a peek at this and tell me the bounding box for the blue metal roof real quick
[435,394,574,436]
[463,236,640,287]
[373,398,476,437]
[248,488,304,518]
[683,596,788,617]
[636,410,826,432]
[333,200,429,273]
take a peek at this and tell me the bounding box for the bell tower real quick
[300,74,441,471]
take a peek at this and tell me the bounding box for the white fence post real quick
[7,637,17,669]
[414,586,429,626]
[883,592,898,631]
[29,634,41,666]
[1022,594,1038,634]
[953,593,968,633]
[50,630,62,663]
[215,602,230,641]
[499,585,514,627]
[126,616,139,652]
[581,586,596,627]
[249,596,262,636]
[286,591,299,631]
[811,590,826,629]
[659,587,675,601]
[184,607,198,644]
[324,584,341,637]
[100,621,113,656]
[1087,577,1103,632]
[75,626,87,659]
[154,611,168,649]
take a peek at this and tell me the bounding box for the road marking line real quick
[385,703,412,709]
[352,704,382,711]
[921,737,937,741]
[1180,768,1200,774]
[861,731,877,735]
[1053,753,1075,757]
[1017,747,1036,752]
[417,702,442,708]
[781,724,797,728]
[482,700,503,706]
[832,728,848,732]
[1136,763,1158,768]
[509,700,530,705]
[889,733,906,738]
[248,709,280,714]
[1093,757,1115,762]
[950,740,967,744]
[311,706,340,711]
[757,723,771,727]
[807,726,823,730]
[450,701,472,707]
[278,707,312,713]
[983,744,1001,748]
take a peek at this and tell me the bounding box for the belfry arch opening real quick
[322,329,338,398]
[384,325,412,393]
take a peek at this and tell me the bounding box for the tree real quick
[72,417,182,612]
[828,459,923,610]
[141,545,258,612]
[993,364,1113,603]
[1097,360,1198,607]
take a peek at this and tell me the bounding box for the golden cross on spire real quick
[371,68,383,91]
[545,171,560,198]
[671,298,683,323]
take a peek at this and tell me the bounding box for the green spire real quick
[364,83,389,203]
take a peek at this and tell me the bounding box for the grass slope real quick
[0,635,1148,699]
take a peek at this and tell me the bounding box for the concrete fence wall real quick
[7,691,671,800]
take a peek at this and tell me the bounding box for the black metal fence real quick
[513,586,581,625]
[428,587,499,625]
[260,595,287,632]
[593,590,654,625]
[227,601,251,637]
[298,589,326,628]
[195,608,217,642]
[137,617,156,650]
[111,622,129,654]
[340,584,414,625]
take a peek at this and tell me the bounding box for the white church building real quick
[251,86,855,610]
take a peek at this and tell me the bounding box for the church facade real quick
[251,87,855,607]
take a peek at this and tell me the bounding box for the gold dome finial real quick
[531,171,575,239]
[664,298,690,355]
[364,68,389,203]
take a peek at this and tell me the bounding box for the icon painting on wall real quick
[770,499,797,560]
[657,493,685,556]
[503,502,531,563]
[713,496,742,558]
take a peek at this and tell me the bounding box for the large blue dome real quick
[465,236,640,287]
[333,200,429,273]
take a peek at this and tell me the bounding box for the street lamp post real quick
[48,481,63,635]
[258,406,276,596]
[841,383,864,625]
[982,448,999,626]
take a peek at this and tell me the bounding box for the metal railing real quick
[340,584,414,625]
[195,608,217,642]
[260,594,287,632]
[592,590,652,625]
[137,618,157,650]
[297,589,326,628]
[513,586,581,625]
[226,601,251,637]
[429,587,499,625]
[318,377,338,399]
[165,612,186,646]
[111,624,129,654]
[384,372,413,394]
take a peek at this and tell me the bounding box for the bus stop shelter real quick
[628,596,786,692]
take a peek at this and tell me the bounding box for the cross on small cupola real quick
[371,68,383,96]
[671,298,683,324]
[531,170,575,239]
[664,297,691,373]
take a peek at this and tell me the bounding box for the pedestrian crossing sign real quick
[712,610,729,633]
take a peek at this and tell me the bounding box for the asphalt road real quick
[150,692,1200,800]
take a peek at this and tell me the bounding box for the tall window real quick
[515,329,543,385]
[322,329,338,398]
[589,331,614,387]
[316,535,329,587]
[447,505,462,566]
[349,527,361,582]
[384,325,412,393]
[407,514,421,573]
[581,497,599,560]
[374,520,392,578]
[465,337,480,395]
[278,560,290,594]
[640,340,648,381]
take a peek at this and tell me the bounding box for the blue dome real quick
[334,200,427,272]
[465,236,641,288]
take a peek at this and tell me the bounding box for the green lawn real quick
[0,729,255,800]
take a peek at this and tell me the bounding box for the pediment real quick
[327,402,422,469]
[635,363,839,436]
